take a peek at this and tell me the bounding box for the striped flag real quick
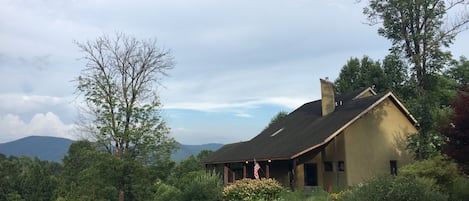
[254,160,260,179]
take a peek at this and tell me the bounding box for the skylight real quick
[270,128,284,137]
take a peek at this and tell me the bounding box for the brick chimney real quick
[320,78,335,116]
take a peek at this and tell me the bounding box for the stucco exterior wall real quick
[321,133,347,189]
[343,98,416,186]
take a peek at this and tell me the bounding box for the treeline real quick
[0,141,220,201]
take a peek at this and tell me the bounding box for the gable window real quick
[324,161,333,172]
[338,161,345,172]
[390,160,397,176]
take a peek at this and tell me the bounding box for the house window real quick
[390,160,397,176]
[324,161,333,172]
[338,161,345,172]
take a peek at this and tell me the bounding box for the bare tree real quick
[75,33,176,201]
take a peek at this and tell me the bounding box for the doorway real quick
[304,163,318,186]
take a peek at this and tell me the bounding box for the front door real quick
[304,163,318,186]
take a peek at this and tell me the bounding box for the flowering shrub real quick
[223,178,284,201]
[329,190,350,201]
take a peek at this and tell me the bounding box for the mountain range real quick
[0,136,223,162]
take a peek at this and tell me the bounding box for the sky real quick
[0,0,468,145]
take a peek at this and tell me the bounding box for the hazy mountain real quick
[0,136,223,162]
[0,136,73,161]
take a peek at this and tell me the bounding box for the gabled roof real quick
[203,88,415,164]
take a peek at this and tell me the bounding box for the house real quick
[203,79,417,190]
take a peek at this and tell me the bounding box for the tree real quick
[447,56,469,90]
[75,33,177,201]
[439,87,469,174]
[364,0,469,159]
[334,55,410,98]
[335,56,388,94]
[265,111,288,129]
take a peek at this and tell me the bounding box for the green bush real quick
[180,171,223,201]
[448,177,469,201]
[399,155,459,192]
[153,181,182,201]
[341,175,447,201]
[223,178,285,201]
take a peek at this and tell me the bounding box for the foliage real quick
[399,155,460,192]
[406,131,447,160]
[75,33,177,200]
[341,175,447,201]
[223,178,285,201]
[179,171,223,201]
[57,141,119,200]
[335,56,386,94]
[265,111,288,129]
[447,56,469,90]
[152,181,182,201]
[278,191,318,201]
[439,87,469,174]
[363,0,469,160]
[448,177,469,201]
[0,155,61,201]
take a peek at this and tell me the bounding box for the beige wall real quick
[294,97,416,190]
[321,133,347,189]
[343,98,416,186]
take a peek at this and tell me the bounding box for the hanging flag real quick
[254,159,260,179]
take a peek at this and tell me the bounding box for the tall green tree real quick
[75,33,177,201]
[335,56,386,94]
[364,0,469,159]
[447,56,469,90]
[334,55,410,98]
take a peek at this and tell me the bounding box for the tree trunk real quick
[119,190,125,201]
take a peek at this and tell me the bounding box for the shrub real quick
[223,178,285,201]
[153,181,182,201]
[341,175,447,201]
[399,155,460,192]
[448,177,469,201]
[180,171,223,201]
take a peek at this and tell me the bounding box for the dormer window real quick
[270,128,284,137]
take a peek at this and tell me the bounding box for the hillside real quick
[0,136,223,162]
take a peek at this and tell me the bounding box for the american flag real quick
[254,160,260,179]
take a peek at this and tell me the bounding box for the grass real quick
[279,189,333,201]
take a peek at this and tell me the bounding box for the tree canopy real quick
[75,33,177,201]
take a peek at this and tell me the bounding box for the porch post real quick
[223,164,229,184]
[290,159,297,191]
[334,136,339,187]
[243,163,247,178]
[266,163,270,178]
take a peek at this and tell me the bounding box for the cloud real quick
[235,113,253,118]
[163,96,308,112]
[0,94,76,123]
[0,112,77,143]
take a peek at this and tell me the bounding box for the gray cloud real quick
[0,0,467,143]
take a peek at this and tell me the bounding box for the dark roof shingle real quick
[203,88,392,164]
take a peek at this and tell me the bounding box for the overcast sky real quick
[0,0,467,144]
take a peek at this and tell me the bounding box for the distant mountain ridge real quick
[0,136,223,162]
